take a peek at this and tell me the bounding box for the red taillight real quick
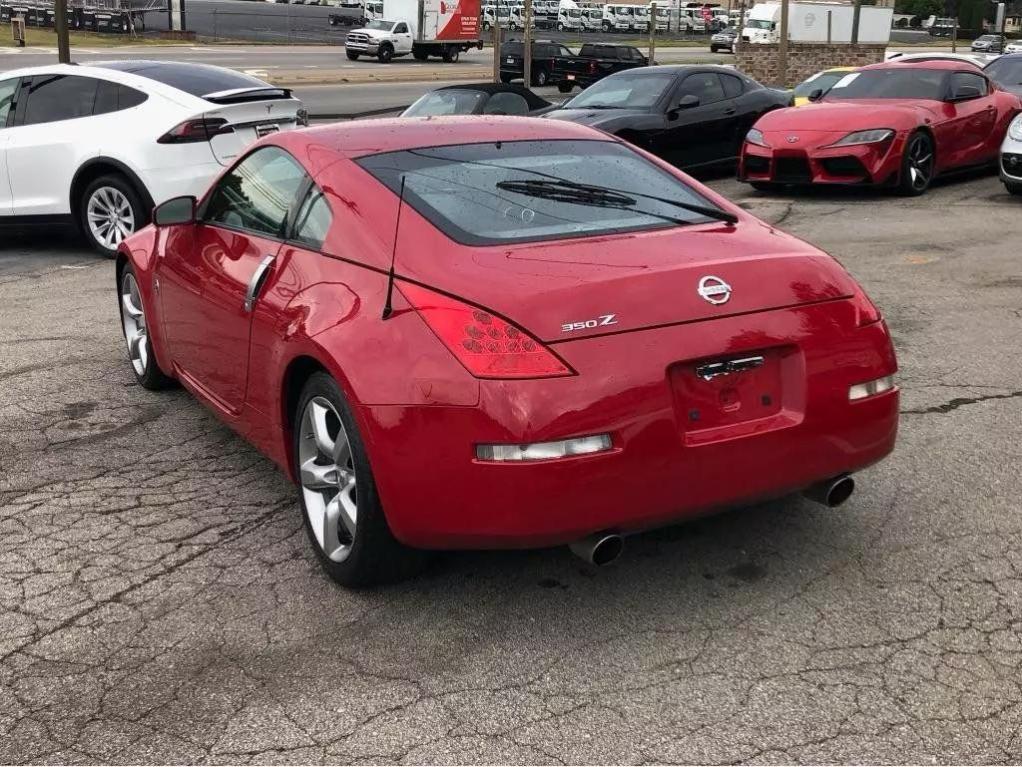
[398,283,574,379]
[157,118,233,144]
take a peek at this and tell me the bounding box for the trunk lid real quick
[202,89,303,166]
[403,221,858,343]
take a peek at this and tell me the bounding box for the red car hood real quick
[756,100,942,133]
[397,219,859,343]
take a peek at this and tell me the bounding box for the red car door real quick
[157,146,308,414]
[941,71,998,167]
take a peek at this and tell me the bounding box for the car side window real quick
[483,91,530,115]
[21,75,100,125]
[677,72,726,105]
[0,78,17,128]
[291,185,333,250]
[204,147,307,238]
[720,73,744,98]
[93,80,149,115]
[394,22,408,33]
[950,71,987,97]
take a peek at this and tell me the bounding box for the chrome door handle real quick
[244,254,276,313]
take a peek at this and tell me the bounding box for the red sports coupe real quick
[740,60,1021,195]
[117,117,898,585]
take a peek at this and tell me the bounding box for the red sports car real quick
[117,117,898,585]
[740,60,1021,195]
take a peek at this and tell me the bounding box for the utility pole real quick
[523,0,533,88]
[648,1,656,63]
[492,16,502,83]
[54,0,70,63]
[777,0,789,87]
[850,0,861,43]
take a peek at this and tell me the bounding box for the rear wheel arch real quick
[281,354,359,477]
[70,158,154,224]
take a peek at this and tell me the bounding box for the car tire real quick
[534,68,548,86]
[346,51,359,60]
[377,44,393,63]
[80,174,148,258]
[710,44,718,52]
[413,48,428,60]
[556,21,564,30]
[293,372,428,586]
[442,46,459,62]
[483,20,491,30]
[557,81,573,93]
[1005,181,1022,195]
[897,130,934,196]
[749,181,776,193]
[117,262,175,391]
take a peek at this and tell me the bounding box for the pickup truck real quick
[551,43,649,93]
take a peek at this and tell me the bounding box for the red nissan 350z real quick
[116,117,898,585]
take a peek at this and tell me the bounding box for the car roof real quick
[434,82,552,109]
[862,59,979,72]
[0,62,207,105]
[281,116,609,161]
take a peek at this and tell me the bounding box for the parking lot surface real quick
[1,173,1020,764]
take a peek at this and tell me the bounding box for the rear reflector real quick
[399,282,574,379]
[157,118,233,144]
[848,375,894,401]
[476,434,612,462]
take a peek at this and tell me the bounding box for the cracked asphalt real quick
[1,172,1020,765]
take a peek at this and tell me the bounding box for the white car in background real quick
[0,61,305,255]
[999,114,1022,195]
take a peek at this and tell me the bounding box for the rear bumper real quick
[361,302,899,549]
[739,133,906,187]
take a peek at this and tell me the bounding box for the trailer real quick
[741,1,893,44]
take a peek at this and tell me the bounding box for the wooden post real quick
[649,1,656,62]
[54,0,70,63]
[492,16,502,83]
[523,0,532,87]
[777,0,789,87]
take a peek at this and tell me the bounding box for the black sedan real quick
[401,83,554,117]
[543,66,790,170]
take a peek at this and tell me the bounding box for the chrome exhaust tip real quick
[803,474,855,508]
[569,533,624,566]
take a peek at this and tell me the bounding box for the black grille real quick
[774,157,812,183]
[1002,153,1022,176]
[821,156,867,179]
[744,155,769,174]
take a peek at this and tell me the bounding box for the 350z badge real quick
[561,314,618,333]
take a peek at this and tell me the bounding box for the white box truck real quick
[345,0,484,62]
[740,1,893,44]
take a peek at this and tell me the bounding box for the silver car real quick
[1000,114,1022,195]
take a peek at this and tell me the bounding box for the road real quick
[1,171,1020,763]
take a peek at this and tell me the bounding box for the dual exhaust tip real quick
[567,474,855,566]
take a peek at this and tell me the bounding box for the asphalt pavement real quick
[1,170,1020,763]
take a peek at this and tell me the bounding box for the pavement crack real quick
[901,389,1022,415]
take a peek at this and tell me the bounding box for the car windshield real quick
[745,19,773,29]
[793,71,848,98]
[985,56,1022,84]
[365,19,395,30]
[356,140,724,245]
[403,90,487,117]
[565,72,674,110]
[824,69,947,100]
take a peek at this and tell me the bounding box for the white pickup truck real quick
[344,0,483,63]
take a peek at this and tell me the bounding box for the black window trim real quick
[0,76,21,129]
[197,144,310,243]
[285,177,335,251]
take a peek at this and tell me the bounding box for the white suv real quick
[0,61,304,256]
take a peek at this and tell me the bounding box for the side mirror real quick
[153,195,196,227]
[949,84,982,101]
[808,88,824,102]
[677,94,700,109]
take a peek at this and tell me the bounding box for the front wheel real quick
[897,131,934,196]
[80,174,147,257]
[534,67,548,87]
[294,372,428,586]
[377,44,393,63]
[710,44,719,52]
[118,264,174,390]
[556,21,564,30]
[346,51,359,60]
[442,46,459,62]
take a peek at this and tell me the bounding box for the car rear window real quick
[94,61,281,100]
[356,139,720,246]
[501,42,524,56]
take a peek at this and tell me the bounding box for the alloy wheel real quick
[907,135,933,191]
[87,186,136,251]
[298,396,357,562]
[120,272,148,376]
